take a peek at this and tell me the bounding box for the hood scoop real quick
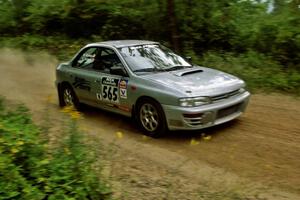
[173,68,203,76]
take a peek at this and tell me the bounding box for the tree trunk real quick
[167,0,180,52]
[273,0,286,13]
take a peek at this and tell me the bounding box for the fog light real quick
[169,119,184,127]
[202,112,213,124]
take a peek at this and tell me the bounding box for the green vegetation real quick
[0,0,299,93]
[0,98,111,200]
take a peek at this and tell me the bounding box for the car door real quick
[89,47,132,115]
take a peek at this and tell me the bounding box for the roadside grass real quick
[0,97,111,200]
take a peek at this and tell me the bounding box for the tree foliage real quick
[0,0,299,68]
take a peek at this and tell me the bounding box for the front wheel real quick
[137,99,167,138]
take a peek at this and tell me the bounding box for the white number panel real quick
[101,77,119,104]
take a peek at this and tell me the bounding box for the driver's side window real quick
[93,47,127,76]
[73,47,128,76]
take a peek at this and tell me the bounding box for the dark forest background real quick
[0,0,299,93]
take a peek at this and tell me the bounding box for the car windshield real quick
[118,44,191,73]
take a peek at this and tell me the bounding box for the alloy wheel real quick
[139,103,159,132]
[63,88,74,106]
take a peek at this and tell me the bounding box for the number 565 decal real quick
[102,85,118,102]
[101,77,119,104]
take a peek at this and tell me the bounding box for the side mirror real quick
[185,56,192,63]
[110,65,128,77]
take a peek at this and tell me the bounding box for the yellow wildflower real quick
[40,159,50,165]
[116,131,123,139]
[203,135,212,141]
[11,148,19,154]
[17,141,24,146]
[61,106,74,113]
[70,110,81,120]
[61,106,82,119]
[190,138,200,146]
[38,177,46,183]
[142,135,150,140]
[44,185,51,192]
[64,147,71,155]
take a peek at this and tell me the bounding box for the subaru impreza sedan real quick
[55,40,250,137]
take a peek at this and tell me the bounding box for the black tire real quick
[136,98,167,138]
[59,84,80,110]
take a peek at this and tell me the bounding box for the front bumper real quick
[162,91,250,131]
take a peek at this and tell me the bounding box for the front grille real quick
[217,103,241,119]
[211,89,240,102]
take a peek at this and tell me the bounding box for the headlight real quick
[179,96,211,107]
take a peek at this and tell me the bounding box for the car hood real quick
[142,66,245,97]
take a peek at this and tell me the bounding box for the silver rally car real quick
[55,40,250,137]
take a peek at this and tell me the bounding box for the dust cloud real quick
[0,48,58,111]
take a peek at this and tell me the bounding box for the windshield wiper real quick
[133,68,164,73]
[164,65,192,71]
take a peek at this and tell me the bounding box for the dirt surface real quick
[1,49,300,199]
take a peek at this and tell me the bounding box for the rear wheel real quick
[136,98,167,138]
[59,84,80,109]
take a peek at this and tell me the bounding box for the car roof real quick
[90,40,159,48]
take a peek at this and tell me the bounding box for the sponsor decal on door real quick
[119,79,128,99]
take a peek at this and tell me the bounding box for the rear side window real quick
[73,47,98,69]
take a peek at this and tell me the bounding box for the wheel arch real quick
[59,81,73,89]
[133,95,158,113]
[133,95,168,137]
